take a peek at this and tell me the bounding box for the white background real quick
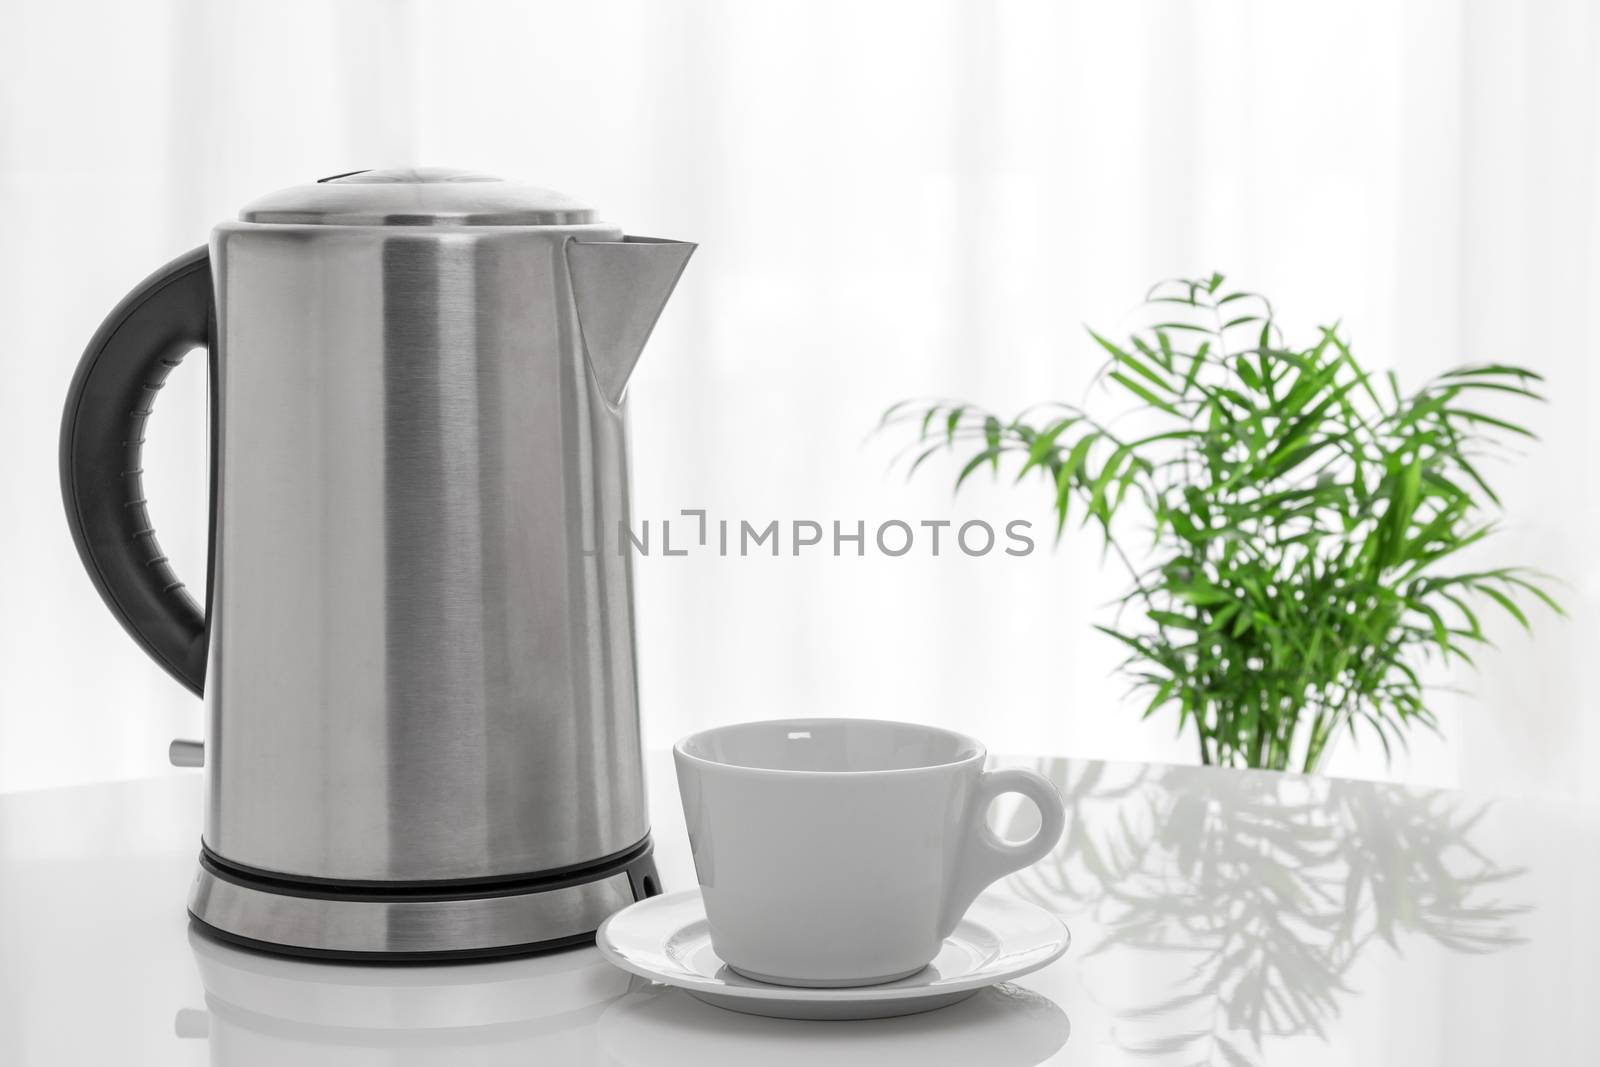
[2,0,1595,802]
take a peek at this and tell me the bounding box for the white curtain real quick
[2,0,1595,803]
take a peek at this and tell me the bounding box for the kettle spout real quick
[566,235,696,406]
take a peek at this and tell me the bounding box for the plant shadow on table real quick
[1007,760,1527,1066]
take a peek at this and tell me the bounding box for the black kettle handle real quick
[60,246,214,696]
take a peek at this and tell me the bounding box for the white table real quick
[1,754,1593,1065]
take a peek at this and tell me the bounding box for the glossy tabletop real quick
[1,754,1594,1065]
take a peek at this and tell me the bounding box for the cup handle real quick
[941,768,1067,935]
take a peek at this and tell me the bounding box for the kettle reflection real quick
[180,929,631,1066]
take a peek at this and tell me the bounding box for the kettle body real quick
[60,169,693,957]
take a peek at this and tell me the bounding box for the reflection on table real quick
[1009,760,1526,1066]
[178,928,1071,1066]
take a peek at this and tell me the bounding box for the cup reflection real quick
[597,982,1070,1067]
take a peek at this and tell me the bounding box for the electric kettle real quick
[59,167,694,959]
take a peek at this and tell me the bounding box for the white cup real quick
[673,717,1067,987]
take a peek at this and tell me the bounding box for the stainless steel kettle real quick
[59,167,694,959]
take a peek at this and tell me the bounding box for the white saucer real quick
[595,890,1070,1021]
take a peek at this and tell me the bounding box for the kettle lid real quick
[239,167,597,226]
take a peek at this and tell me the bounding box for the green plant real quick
[883,274,1559,772]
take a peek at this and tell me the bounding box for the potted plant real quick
[884,274,1558,772]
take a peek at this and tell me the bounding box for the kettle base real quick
[187,837,661,962]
